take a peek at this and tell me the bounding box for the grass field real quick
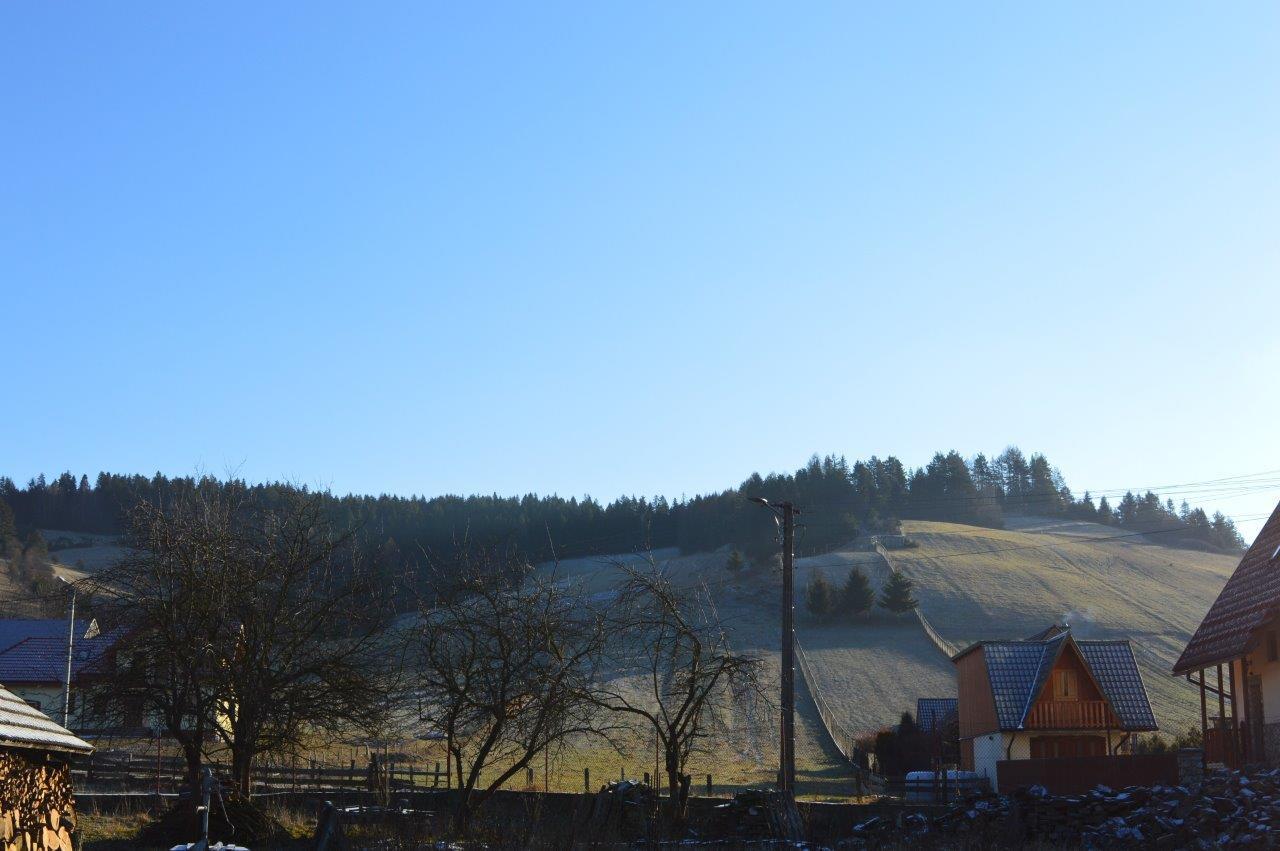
[882,519,1236,735]
[526,516,1236,796]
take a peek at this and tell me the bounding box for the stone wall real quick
[1263,721,1280,767]
[0,748,76,851]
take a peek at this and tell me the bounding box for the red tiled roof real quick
[1173,501,1280,674]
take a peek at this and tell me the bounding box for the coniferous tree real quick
[1096,495,1114,525]
[806,569,836,621]
[725,549,745,573]
[879,570,918,614]
[0,499,16,555]
[841,566,876,619]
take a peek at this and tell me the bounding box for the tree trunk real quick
[664,747,689,831]
[178,733,203,791]
[231,748,253,798]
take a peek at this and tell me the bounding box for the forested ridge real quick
[0,448,1246,580]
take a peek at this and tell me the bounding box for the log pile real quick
[0,750,75,851]
[843,767,1280,848]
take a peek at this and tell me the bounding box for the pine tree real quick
[725,549,745,573]
[879,570,918,614]
[806,569,836,621]
[841,566,876,619]
[1097,495,1114,525]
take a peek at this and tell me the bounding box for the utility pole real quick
[748,497,798,796]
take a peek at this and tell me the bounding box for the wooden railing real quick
[1025,700,1112,729]
[1204,724,1246,768]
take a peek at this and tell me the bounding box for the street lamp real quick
[58,576,75,728]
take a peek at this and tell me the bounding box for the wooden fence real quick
[793,636,884,796]
[874,543,958,659]
[73,751,449,795]
[995,753,1178,795]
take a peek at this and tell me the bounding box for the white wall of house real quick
[971,732,1004,786]
[7,684,69,722]
[1245,649,1280,725]
[971,731,1131,792]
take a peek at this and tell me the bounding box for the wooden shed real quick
[0,681,92,851]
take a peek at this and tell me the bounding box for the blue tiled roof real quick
[916,698,958,732]
[1077,641,1158,731]
[0,620,81,654]
[971,629,1156,732]
[981,634,1065,729]
[0,623,126,684]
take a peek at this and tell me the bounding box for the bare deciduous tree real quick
[596,560,764,822]
[96,486,399,796]
[416,555,610,831]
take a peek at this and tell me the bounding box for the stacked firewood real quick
[0,751,76,851]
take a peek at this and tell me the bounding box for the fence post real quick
[644,772,650,786]
[350,758,356,787]
[620,766,625,782]
[434,761,441,789]
[707,774,712,796]
[584,767,590,792]
[527,767,534,787]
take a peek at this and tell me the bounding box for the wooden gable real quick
[956,645,999,738]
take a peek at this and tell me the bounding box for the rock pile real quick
[572,779,656,843]
[0,751,76,851]
[844,767,1280,849]
[710,789,806,843]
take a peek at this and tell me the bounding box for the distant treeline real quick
[0,447,1247,580]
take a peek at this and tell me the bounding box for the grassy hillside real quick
[880,518,1236,735]
[528,516,1235,795]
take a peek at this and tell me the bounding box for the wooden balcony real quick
[1026,700,1112,730]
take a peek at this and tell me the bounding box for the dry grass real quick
[886,519,1235,733]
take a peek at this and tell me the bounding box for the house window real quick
[1054,670,1078,700]
[1268,632,1278,663]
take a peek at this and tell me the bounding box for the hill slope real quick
[534,516,1235,793]
[877,519,1236,735]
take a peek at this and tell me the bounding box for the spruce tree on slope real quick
[806,570,836,621]
[879,571,918,615]
[841,566,876,619]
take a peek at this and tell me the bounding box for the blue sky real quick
[3,3,1278,537]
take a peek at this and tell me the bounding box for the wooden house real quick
[953,625,1158,790]
[1174,500,1280,767]
[0,681,92,851]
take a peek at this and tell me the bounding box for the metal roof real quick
[1174,501,1280,674]
[916,698,958,732]
[962,628,1157,732]
[0,682,92,754]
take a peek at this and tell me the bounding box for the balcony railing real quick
[1026,700,1112,729]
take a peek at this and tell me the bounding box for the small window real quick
[1054,670,1078,700]
[1268,632,1278,663]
